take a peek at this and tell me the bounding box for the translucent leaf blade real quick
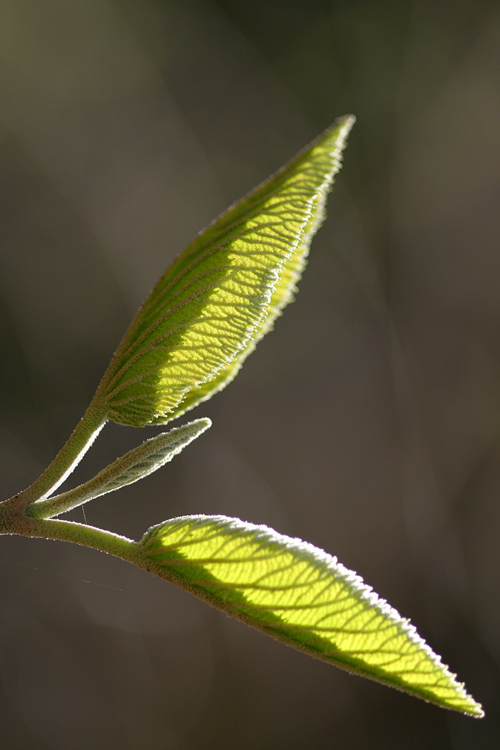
[95,116,354,427]
[170,221,314,418]
[139,515,483,717]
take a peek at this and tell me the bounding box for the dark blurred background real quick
[1,1,499,747]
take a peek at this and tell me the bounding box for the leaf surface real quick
[139,515,483,717]
[174,209,316,416]
[94,116,354,426]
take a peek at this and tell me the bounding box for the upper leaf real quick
[92,116,355,427]
[172,199,320,417]
[138,515,483,717]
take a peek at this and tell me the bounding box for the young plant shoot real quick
[0,117,483,718]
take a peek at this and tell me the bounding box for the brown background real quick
[0,1,499,748]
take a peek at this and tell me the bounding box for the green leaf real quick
[138,515,483,717]
[92,116,355,427]
[172,201,317,417]
[26,419,211,519]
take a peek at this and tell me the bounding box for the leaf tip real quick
[191,416,212,433]
[463,698,485,719]
[337,113,356,128]
[331,114,356,147]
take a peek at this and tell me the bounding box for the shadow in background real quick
[1,1,499,748]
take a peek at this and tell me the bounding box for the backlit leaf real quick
[138,515,483,717]
[172,206,316,417]
[92,116,354,427]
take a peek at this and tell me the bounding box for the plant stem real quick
[13,515,139,563]
[13,402,108,511]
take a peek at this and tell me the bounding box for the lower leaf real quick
[138,515,483,717]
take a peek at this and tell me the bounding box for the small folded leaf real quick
[26,419,211,519]
[92,116,354,427]
[138,515,483,717]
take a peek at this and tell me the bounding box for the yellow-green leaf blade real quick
[139,515,483,717]
[170,218,315,418]
[95,116,354,427]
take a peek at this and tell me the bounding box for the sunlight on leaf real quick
[174,201,319,416]
[139,515,483,717]
[93,116,355,427]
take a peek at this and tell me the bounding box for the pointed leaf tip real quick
[93,119,354,427]
[138,515,483,717]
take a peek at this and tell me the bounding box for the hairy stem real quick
[13,402,108,512]
[12,516,138,562]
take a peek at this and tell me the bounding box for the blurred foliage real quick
[0,1,499,748]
